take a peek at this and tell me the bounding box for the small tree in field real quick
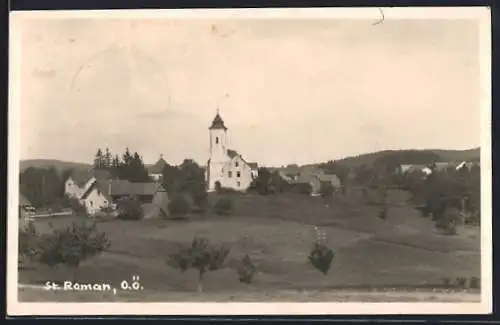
[308,227,335,275]
[167,237,230,292]
[38,221,111,281]
[237,254,257,284]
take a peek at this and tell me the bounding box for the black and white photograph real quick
[8,7,491,316]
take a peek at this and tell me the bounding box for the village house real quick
[64,169,112,202]
[148,154,167,182]
[277,166,342,196]
[79,179,169,219]
[205,111,259,192]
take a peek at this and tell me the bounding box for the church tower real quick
[206,110,228,191]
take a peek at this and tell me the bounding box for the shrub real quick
[168,194,191,217]
[18,221,42,265]
[213,197,234,215]
[116,196,143,220]
[435,207,461,235]
[67,197,87,216]
[308,242,335,275]
[167,237,230,292]
[38,221,111,281]
[456,276,468,289]
[470,276,481,289]
[191,187,208,207]
[320,182,335,199]
[238,254,257,284]
[442,277,452,287]
[295,183,312,195]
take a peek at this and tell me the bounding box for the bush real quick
[470,276,481,289]
[320,182,334,198]
[308,242,335,275]
[167,237,230,292]
[238,254,257,284]
[213,197,234,215]
[456,276,468,289]
[38,221,111,281]
[435,207,461,235]
[116,196,143,220]
[295,183,312,195]
[168,194,191,217]
[67,197,87,216]
[18,221,42,265]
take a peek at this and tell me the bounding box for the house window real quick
[90,201,93,207]
[215,137,219,144]
[237,171,241,178]
[228,171,232,178]
[235,161,239,167]
[97,190,101,195]
[236,181,241,187]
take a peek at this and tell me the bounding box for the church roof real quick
[148,156,167,174]
[209,113,227,130]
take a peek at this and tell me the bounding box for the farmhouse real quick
[277,167,342,196]
[80,179,169,218]
[64,169,111,201]
[148,155,167,182]
[205,111,259,192]
[396,164,432,175]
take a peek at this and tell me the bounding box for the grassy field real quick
[18,188,481,302]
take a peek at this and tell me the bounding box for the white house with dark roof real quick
[205,111,259,192]
[64,169,111,201]
[79,179,168,218]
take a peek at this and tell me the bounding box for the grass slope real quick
[18,188,480,302]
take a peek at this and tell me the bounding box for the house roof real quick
[226,149,258,170]
[148,156,167,174]
[108,180,165,196]
[227,149,238,158]
[248,162,258,169]
[81,179,165,200]
[319,174,342,187]
[19,193,32,206]
[68,169,111,186]
[209,113,227,130]
[80,180,113,201]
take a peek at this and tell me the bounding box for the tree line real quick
[93,147,150,182]
[19,167,73,209]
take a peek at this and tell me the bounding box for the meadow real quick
[18,188,481,302]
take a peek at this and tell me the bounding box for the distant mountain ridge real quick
[20,147,480,174]
[19,159,92,173]
[315,147,480,169]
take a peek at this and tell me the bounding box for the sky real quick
[15,16,481,167]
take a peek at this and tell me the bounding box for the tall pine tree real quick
[93,148,105,170]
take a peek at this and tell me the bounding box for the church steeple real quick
[209,108,228,130]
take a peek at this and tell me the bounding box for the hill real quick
[19,159,92,173]
[310,147,480,169]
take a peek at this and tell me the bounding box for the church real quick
[205,111,259,192]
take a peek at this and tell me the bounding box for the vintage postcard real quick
[8,7,491,316]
